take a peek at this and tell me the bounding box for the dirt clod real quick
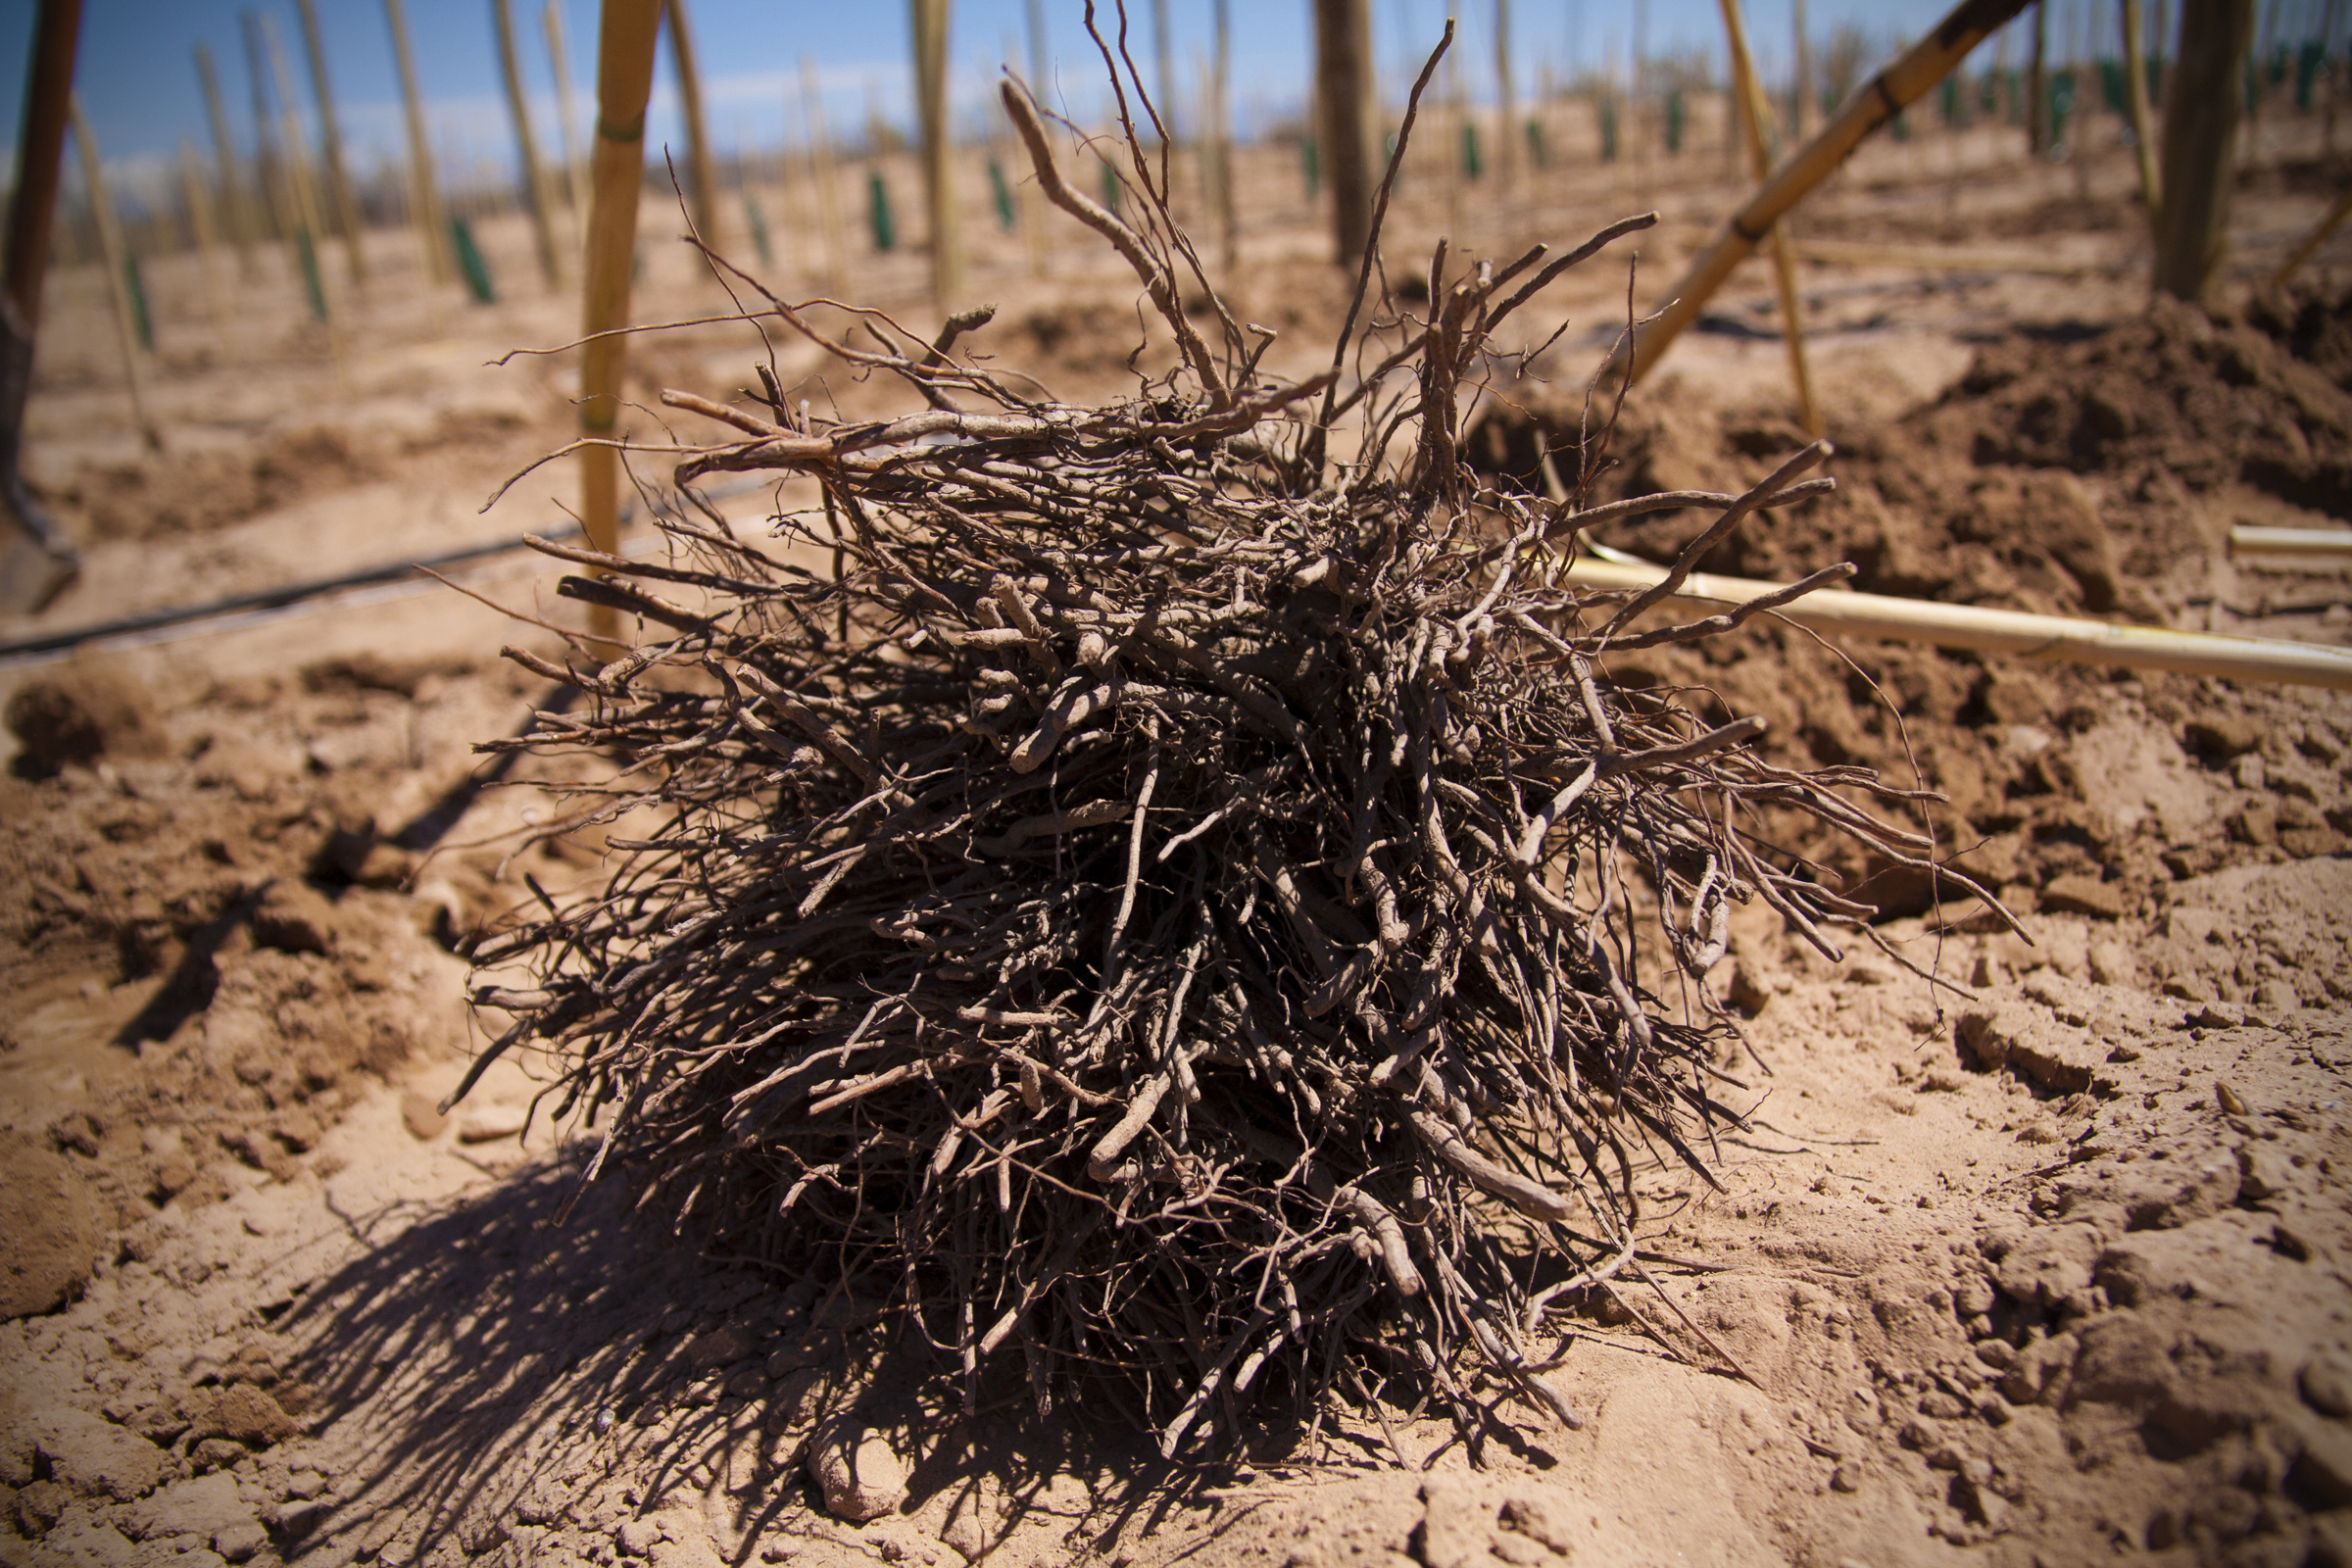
[0,1136,101,1319]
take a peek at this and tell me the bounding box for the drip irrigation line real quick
[0,477,770,672]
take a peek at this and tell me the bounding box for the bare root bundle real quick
[465,36,2001,1456]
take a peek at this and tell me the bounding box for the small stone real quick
[808,1426,908,1524]
[1830,1463,1860,1494]
[281,1468,326,1501]
[214,1521,268,1563]
[2038,873,2124,920]
[2302,1354,2352,1419]
[1973,1340,2016,1371]
[617,1516,666,1556]
[684,1326,755,1372]
[188,1384,299,1447]
[939,1511,985,1561]
[398,1093,448,1142]
[2183,715,2262,758]
[2216,1081,2248,1115]
[456,1107,528,1145]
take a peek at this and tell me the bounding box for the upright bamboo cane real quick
[1719,0,1820,434]
[544,0,592,232]
[1211,0,1236,270]
[239,12,291,244]
[69,98,160,451]
[912,0,963,310]
[382,0,454,285]
[580,0,663,651]
[2155,0,2255,303]
[666,0,722,248]
[1606,0,2034,388]
[262,11,344,352]
[1495,0,1519,185]
[493,0,566,287]
[1312,0,1378,264]
[1152,0,1179,143]
[194,44,260,279]
[1791,0,1814,137]
[2028,0,2048,153]
[293,0,368,286]
[801,57,848,294]
[2123,0,2162,225]
[179,139,237,345]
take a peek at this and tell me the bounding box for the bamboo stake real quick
[1152,0,1179,143]
[580,0,663,652]
[912,0,962,310]
[194,44,260,280]
[1605,0,2034,389]
[69,98,160,451]
[1495,0,1519,185]
[2122,0,2162,225]
[2154,0,2256,303]
[2230,523,2352,561]
[262,12,345,359]
[1719,0,1820,435]
[667,0,722,249]
[801,56,848,294]
[239,12,291,245]
[2028,0,2048,153]
[1020,2,1053,274]
[293,0,368,287]
[493,0,566,288]
[382,0,454,286]
[544,0,592,230]
[2273,185,2352,284]
[179,140,237,346]
[1566,553,2352,689]
[1791,0,1814,138]
[1312,0,1378,264]
[1,0,86,613]
[1212,0,1236,270]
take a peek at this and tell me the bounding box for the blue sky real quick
[6,0,2032,204]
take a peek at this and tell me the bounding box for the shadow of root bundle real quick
[464,61,1995,1457]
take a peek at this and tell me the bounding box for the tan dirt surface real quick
[3,102,2350,1568]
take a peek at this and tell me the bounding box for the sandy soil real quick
[3,97,2352,1568]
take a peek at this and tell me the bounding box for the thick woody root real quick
[462,39,2003,1457]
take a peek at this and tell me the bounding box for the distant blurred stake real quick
[1312,0,1377,263]
[195,44,261,280]
[383,0,454,285]
[494,0,566,287]
[0,0,84,612]
[1719,0,1819,434]
[2121,0,2162,227]
[294,0,368,287]
[69,97,160,452]
[179,140,237,346]
[912,0,962,309]
[262,13,348,371]
[801,57,848,294]
[579,0,663,651]
[2154,0,2255,303]
[667,0,722,250]
[544,0,592,232]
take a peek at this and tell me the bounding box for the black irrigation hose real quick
[0,522,586,662]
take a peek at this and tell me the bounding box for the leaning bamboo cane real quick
[1566,552,2352,690]
[2273,186,2352,287]
[69,97,160,451]
[1719,0,1820,435]
[178,139,237,347]
[544,0,592,233]
[383,0,454,286]
[294,0,368,287]
[580,0,663,652]
[1606,0,2034,388]
[493,0,565,287]
[262,13,347,370]
[666,0,722,249]
[194,45,260,280]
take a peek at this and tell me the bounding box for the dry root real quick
[463,33,2000,1458]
